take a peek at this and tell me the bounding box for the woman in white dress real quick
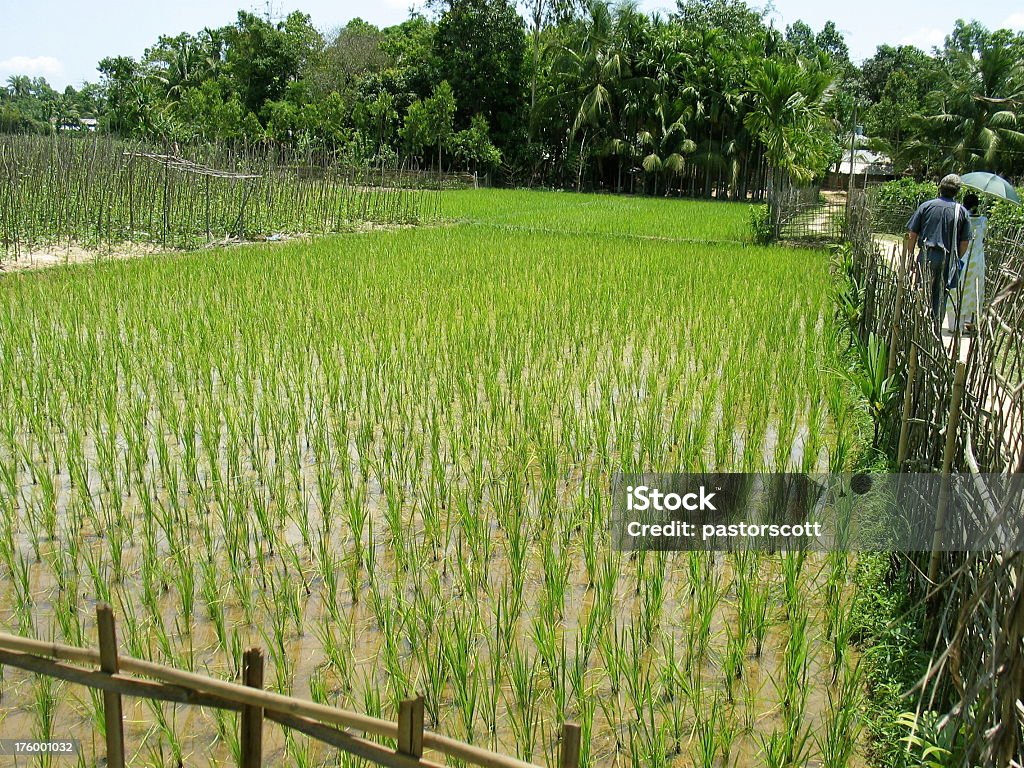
[949,192,987,335]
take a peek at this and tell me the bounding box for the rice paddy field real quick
[0,189,865,767]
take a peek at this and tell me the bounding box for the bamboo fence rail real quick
[0,605,580,768]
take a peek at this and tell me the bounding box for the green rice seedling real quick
[658,636,687,753]
[686,560,720,670]
[213,708,241,764]
[148,699,184,768]
[722,622,745,702]
[86,687,105,738]
[12,548,35,635]
[621,623,654,721]
[531,603,560,686]
[493,578,523,656]
[694,691,722,768]
[817,660,863,768]
[171,547,196,629]
[781,549,807,622]
[577,694,597,768]
[0,188,859,762]
[284,730,315,768]
[717,706,739,767]
[778,603,810,728]
[115,590,147,659]
[31,675,61,751]
[200,557,227,650]
[638,551,666,647]
[540,527,570,623]
[506,642,541,762]
[627,717,671,768]
[418,630,448,728]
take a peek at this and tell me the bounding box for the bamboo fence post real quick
[241,648,264,768]
[559,722,581,768]
[397,696,424,759]
[928,361,967,585]
[897,346,919,469]
[96,604,126,768]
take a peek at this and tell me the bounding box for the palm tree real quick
[547,0,629,190]
[744,53,834,236]
[917,28,1024,175]
[637,90,695,195]
[6,75,33,100]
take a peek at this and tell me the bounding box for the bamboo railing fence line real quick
[0,604,581,768]
[0,135,451,258]
[847,189,1024,767]
[766,182,847,243]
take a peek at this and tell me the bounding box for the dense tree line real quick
[2,0,1022,192]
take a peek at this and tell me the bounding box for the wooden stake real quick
[559,722,581,768]
[96,604,125,768]
[241,648,264,768]
[397,696,424,758]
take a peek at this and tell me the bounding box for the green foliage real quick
[844,332,899,443]
[449,114,502,173]
[896,712,957,768]
[401,81,457,169]
[749,203,772,244]
[873,178,935,209]
[3,1,1021,188]
[744,54,835,186]
[433,0,526,152]
[849,554,933,767]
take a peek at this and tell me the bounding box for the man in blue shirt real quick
[905,174,972,329]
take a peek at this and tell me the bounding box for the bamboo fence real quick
[847,189,1024,767]
[0,604,581,768]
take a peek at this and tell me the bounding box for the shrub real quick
[750,203,772,244]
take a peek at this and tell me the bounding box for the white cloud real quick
[0,56,64,79]
[897,27,946,51]
[1001,11,1024,30]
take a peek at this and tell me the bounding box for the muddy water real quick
[0,408,864,767]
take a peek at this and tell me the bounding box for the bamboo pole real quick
[897,346,919,469]
[241,648,264,768]
[0,648,239,710]
[97,604,125,768]
[887,269,907,382]
[266,710,445,768]
[928,361,967,584]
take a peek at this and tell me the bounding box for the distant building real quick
[51,117,99,132]
[826,139,895,189]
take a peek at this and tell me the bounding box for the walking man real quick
[905,174,972,330]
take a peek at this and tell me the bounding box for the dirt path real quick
[0,243,165,274]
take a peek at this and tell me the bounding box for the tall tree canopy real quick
[3,2,1023,183]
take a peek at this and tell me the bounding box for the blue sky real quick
[2,0,1023,91]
